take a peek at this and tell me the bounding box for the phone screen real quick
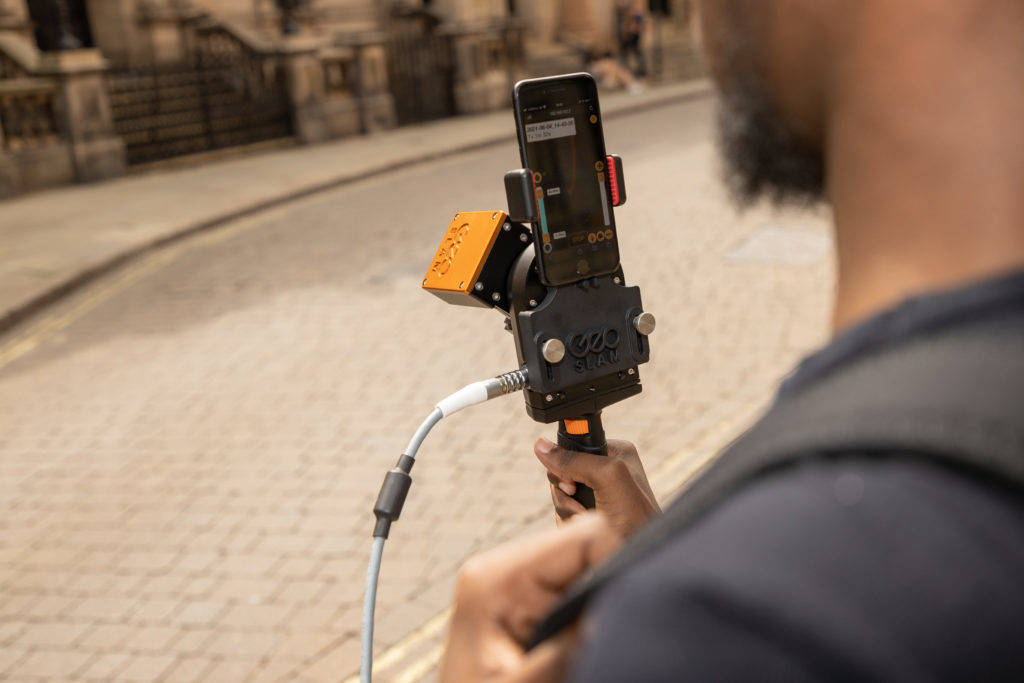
[515,75,620,285]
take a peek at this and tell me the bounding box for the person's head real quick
[693,0,830,205]
[694,1,1024,329]
[693,1,1024,207]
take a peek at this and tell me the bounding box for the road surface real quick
[0,96,833,682]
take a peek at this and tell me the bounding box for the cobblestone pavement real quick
[0,96,834,682]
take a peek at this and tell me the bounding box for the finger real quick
[520,514,620,593]
[451,514,620,658]
[534,438,616,489]
[471,513,620,599]
[499,628,579,683]
[502,569,575,644]
[550,486,568,526]
[546,471,576,496]
[553,486,587,517]
[550,485,586,522]
[440,622,522,683]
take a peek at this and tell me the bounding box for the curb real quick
[0,80,713,338]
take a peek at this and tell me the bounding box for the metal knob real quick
[633,312,656,336]
[541,339,566,364]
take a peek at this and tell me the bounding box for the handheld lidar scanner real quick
[422,154,655,509]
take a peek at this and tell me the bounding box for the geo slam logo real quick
[567,327,620,372]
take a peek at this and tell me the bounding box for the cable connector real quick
[372,455,414,539]
[434,368,529,417]
[490,368,529,396]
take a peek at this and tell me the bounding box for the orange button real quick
[563,419,590,435]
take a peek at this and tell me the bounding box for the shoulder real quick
[572,457,1024,682]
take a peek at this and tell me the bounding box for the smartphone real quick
[513,73,620,286]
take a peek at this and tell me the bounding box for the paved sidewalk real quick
[0,80,711,334]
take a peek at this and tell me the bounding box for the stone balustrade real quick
[0,34,125,196]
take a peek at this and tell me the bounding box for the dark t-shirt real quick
[572,270,1024,682]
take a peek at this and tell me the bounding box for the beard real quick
[695,0,824,204]
[712,66,825,205]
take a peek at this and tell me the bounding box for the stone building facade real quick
[0,0,698,195]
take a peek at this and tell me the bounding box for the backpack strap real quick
[527,318,1024,648]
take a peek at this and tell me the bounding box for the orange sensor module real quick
[423,210,531,311]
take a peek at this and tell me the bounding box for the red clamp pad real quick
[606,155,624,207]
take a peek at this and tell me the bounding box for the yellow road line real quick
[341,608,452,683]
[393,644,444,683]
[648,398,768,492]
[374,608,451,673]
[0,214,262,373]
[0,247,181,371]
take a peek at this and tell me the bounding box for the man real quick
[441,1,1024,680]
[616,0,648,79]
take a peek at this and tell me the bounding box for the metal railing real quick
[0,78,60,150]
[106,16,293,165]
[0,35,63,152]
[0,50,28,79]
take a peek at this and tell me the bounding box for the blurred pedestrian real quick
[616,0,648,79]
[586,48,645,94]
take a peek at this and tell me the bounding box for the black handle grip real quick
[556,412,607,509]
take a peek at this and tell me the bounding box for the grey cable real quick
[359,372,526,682]
[361,407,444,683]
[404,407,444,458]
[360,536,386,683]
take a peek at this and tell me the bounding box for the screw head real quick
[519,233,528,242]
[541,339,566,364]
[613,276,622,285]
[503,222,511,231]
[474,282,484,291]
[633,312,656,336]
[528,298,538,307]
[491,292,501,302]
[627,368,636,376]
[545,394,554,402]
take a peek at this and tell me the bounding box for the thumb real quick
[503,626,579,683]
[534,438,607,490]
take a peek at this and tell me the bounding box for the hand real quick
[535,438,660,537]
[440,513,621,683]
